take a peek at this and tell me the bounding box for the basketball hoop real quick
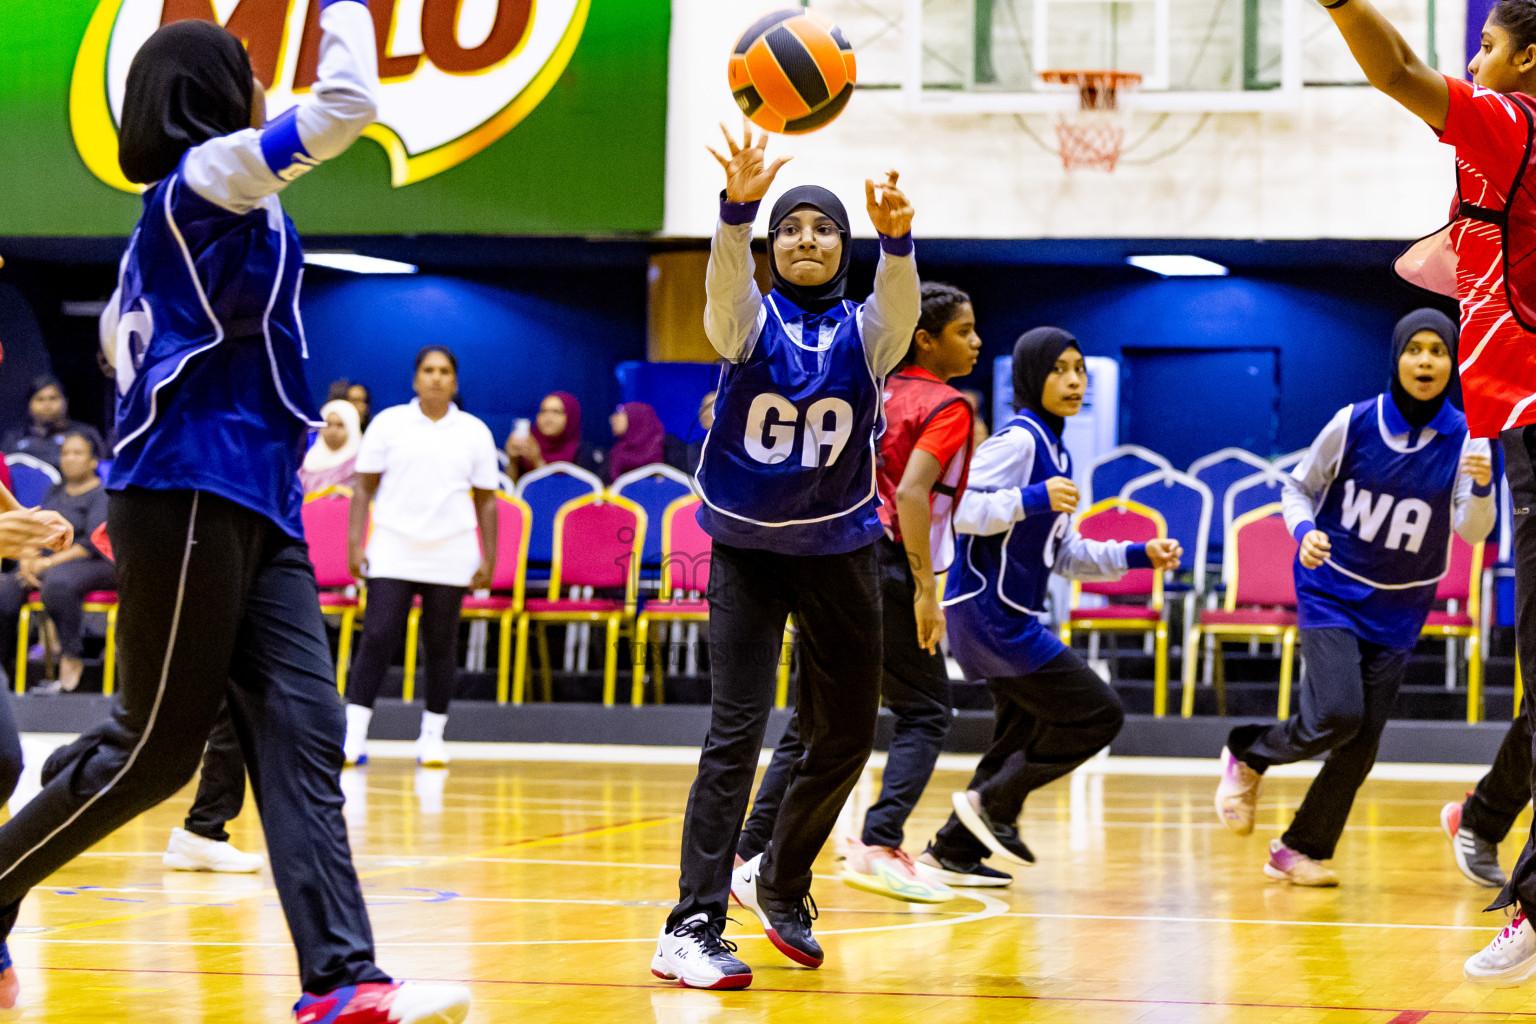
[1038,70,1142,172]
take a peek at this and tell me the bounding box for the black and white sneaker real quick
[952,791,1035,866]
[731,853,823,968]
[651,914,752,990]
[914,846,1014,888]
[1442,800,1507,889]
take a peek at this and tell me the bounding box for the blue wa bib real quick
[696,293,884,555]
[1297,395,1469,649]
[1314,395,1465,590]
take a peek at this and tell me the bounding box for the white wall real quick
[663,0,1464,241]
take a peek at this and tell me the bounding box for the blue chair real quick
[611,464,694,585]
[5,454,59,508]
[1189,448,1274,569]
[1088,445,1171,507]
[1225,471,1286,541]
[514,463,603,574]
[1121,469,1212,586]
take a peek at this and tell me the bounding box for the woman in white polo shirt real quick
[343,346,499,768]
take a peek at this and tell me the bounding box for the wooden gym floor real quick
[4,740,1536,1023]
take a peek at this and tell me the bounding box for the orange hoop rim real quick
[1037,69,1144,89]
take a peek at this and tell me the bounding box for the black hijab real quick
[767,186,852,315]
[1013,327,1079,439]
[118,20,255,185]
[1389,308,1458,440]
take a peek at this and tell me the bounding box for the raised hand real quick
[865,170,913,237]
[706,118,791,204]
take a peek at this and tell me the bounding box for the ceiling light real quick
[304,252,417,274]
[1126,255,1229,277]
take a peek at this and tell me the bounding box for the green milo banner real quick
[0,0,669,236]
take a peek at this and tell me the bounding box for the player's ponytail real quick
[902,282,972,366]
[1492,0,1536,52]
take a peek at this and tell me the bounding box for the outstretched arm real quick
[703,120,790,362]
[1324,0,1449,129]
[183,0,380,213]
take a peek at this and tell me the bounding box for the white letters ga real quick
[743,393,854,468]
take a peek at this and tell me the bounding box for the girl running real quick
[1315,0,1536,983]
[0,7,469,1021]
[650,121,919,990]
[917,328,1181,883]
[737,281,981,905]
[1215,309,1493,886]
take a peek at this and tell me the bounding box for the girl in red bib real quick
[1318,0,1536,984]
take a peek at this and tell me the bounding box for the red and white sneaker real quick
[1466,910,1536,987]
[294,982,471,1024]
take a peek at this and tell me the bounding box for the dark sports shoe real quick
[951,791,1035,866]
[731,853,823,968]
[914,846,1013,887]
[652,914,752,990]
[1442,800,1507,889]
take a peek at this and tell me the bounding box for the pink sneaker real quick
[294,981,470,1024]
[840,839,954,904]
[1263,840,1338,887]
[1215,747,1262,836]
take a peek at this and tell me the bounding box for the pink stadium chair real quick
[1184,503,1299,719]
[632,496,710,706]
[457,493,532,704]
[1422,535,1485,723]
[302,486,361,696]
[15,591,118,696]
[516,492,646,705]
[1059,498,1170,716]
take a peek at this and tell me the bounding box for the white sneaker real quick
[416,710,449,767]
[163,827,264,873]
[1215,747,1262,836]
[1465,910,1536,986]
[651,914,752,990]
[416,732,449,768]
[343,703,372,767]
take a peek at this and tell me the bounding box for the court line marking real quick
[15,733,1499,782]
[14,892,1010,946]
[16,965,1536,1018]
[999,911,1491,932]
[32,814,684,936]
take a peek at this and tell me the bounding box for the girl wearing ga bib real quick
[919,328,1181,878]
[736,281,981,904]
[652,122,919,991]
[1216,310,1494,886]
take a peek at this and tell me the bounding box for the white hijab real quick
[303,399,362,473]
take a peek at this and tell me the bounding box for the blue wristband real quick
[1293,520,1316,544]
[1126,544,1152,570]
[878,233,914,257]
[1019,482,1054,517]
[1472,479,1494,497]
[719,191,760,226]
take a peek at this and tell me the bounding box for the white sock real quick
[345,703,374,737]
[419,710,448,742]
